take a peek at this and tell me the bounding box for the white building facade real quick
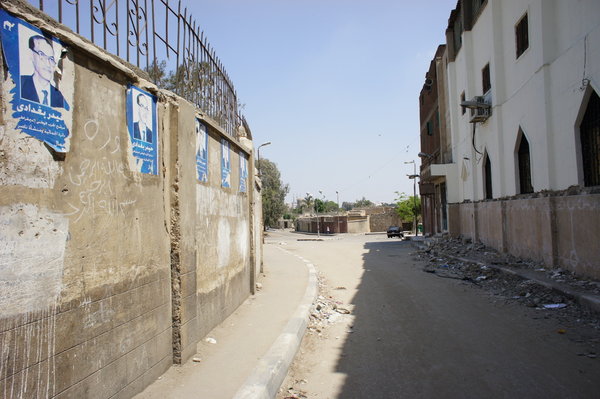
[430,0,600,279]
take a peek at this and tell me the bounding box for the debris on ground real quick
[306,274,353,338]
[414,237,600,336]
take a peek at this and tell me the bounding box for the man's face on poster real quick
[137,94,150,126]
[31,37,55,83]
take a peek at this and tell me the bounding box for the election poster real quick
[0,10,73,152]
[126,85,158,175]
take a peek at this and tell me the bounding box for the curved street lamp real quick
[257,141,271,175]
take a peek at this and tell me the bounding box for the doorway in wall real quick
[581,90,600,187]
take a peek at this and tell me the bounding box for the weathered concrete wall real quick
[0,2,258,398]
[253,177,263,274]
[554,195,600,278]
[1,38,172,399]
[476,201,503,251]
[347,217,370,234]
[504,198,554,266]
[449,194,600,279]
[194,128,252,341]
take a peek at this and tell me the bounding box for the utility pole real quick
[405,160,419,236]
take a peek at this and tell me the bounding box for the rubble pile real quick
[416,237,600,331]
[306,274,352,338]
[420,237,600,296]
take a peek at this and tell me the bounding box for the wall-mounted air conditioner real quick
[463,96,491,123]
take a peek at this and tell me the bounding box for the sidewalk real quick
[134,243,317,399]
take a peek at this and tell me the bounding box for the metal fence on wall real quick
[34,0,240,136]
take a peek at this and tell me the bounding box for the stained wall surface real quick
[0,2,258,398]
[449,194,600,280]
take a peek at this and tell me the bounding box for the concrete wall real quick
[347,217,370,234]
[0,3,258,398]
[449,194,600,279]
[476,201,503,250]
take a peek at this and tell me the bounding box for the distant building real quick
[419,0,600,278]
[419,44,451,235]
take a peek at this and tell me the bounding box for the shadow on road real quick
[331,239,600,399]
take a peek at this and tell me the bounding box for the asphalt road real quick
[271,231,600,399]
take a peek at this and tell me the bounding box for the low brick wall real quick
[449,194,600,279]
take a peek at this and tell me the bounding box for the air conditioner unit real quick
[468,96,491,123]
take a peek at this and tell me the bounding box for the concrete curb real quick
[411,241,600,315]
[233,254,318,399]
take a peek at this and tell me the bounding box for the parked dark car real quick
[387,226,403,238]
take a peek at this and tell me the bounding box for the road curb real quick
[411,241,600,315]
[233,254,318,399]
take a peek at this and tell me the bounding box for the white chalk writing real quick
[66,120,135,223]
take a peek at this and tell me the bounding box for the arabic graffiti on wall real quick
[126,85,158,175]
[0,10,73,152]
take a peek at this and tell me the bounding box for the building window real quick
[581,90,600,186]
[460,92,466,114]
[482,63,491,94]
[517,130,533,193]
[426,120,433,136]
[515,13,529,58]
[484,152,493,199]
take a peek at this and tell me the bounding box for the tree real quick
[394,192,421,222]
[341,197,374,211]
[145,60,176,91]
[354,197,374,208]
[257,159,289,229]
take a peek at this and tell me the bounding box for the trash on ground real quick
[205,337,217,344]
[192,357,202,362]
[543,303,567,309]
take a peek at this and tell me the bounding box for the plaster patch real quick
[0,122,62,188]
[237,220,249,263]
[217,218,231,268]
[0,204,68,316]
[197,185,243,217]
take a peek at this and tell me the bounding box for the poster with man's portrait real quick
[195,118,208,183]
[239,152,248,193]
[221,139,231,188]
[0,10,73,152]
[127,85,158,175]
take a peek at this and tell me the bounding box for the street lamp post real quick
[307,192,319,237]
[336,190,340,234]
[256,141,272,175]
[318,190,325,236]
[405,160,418,236]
